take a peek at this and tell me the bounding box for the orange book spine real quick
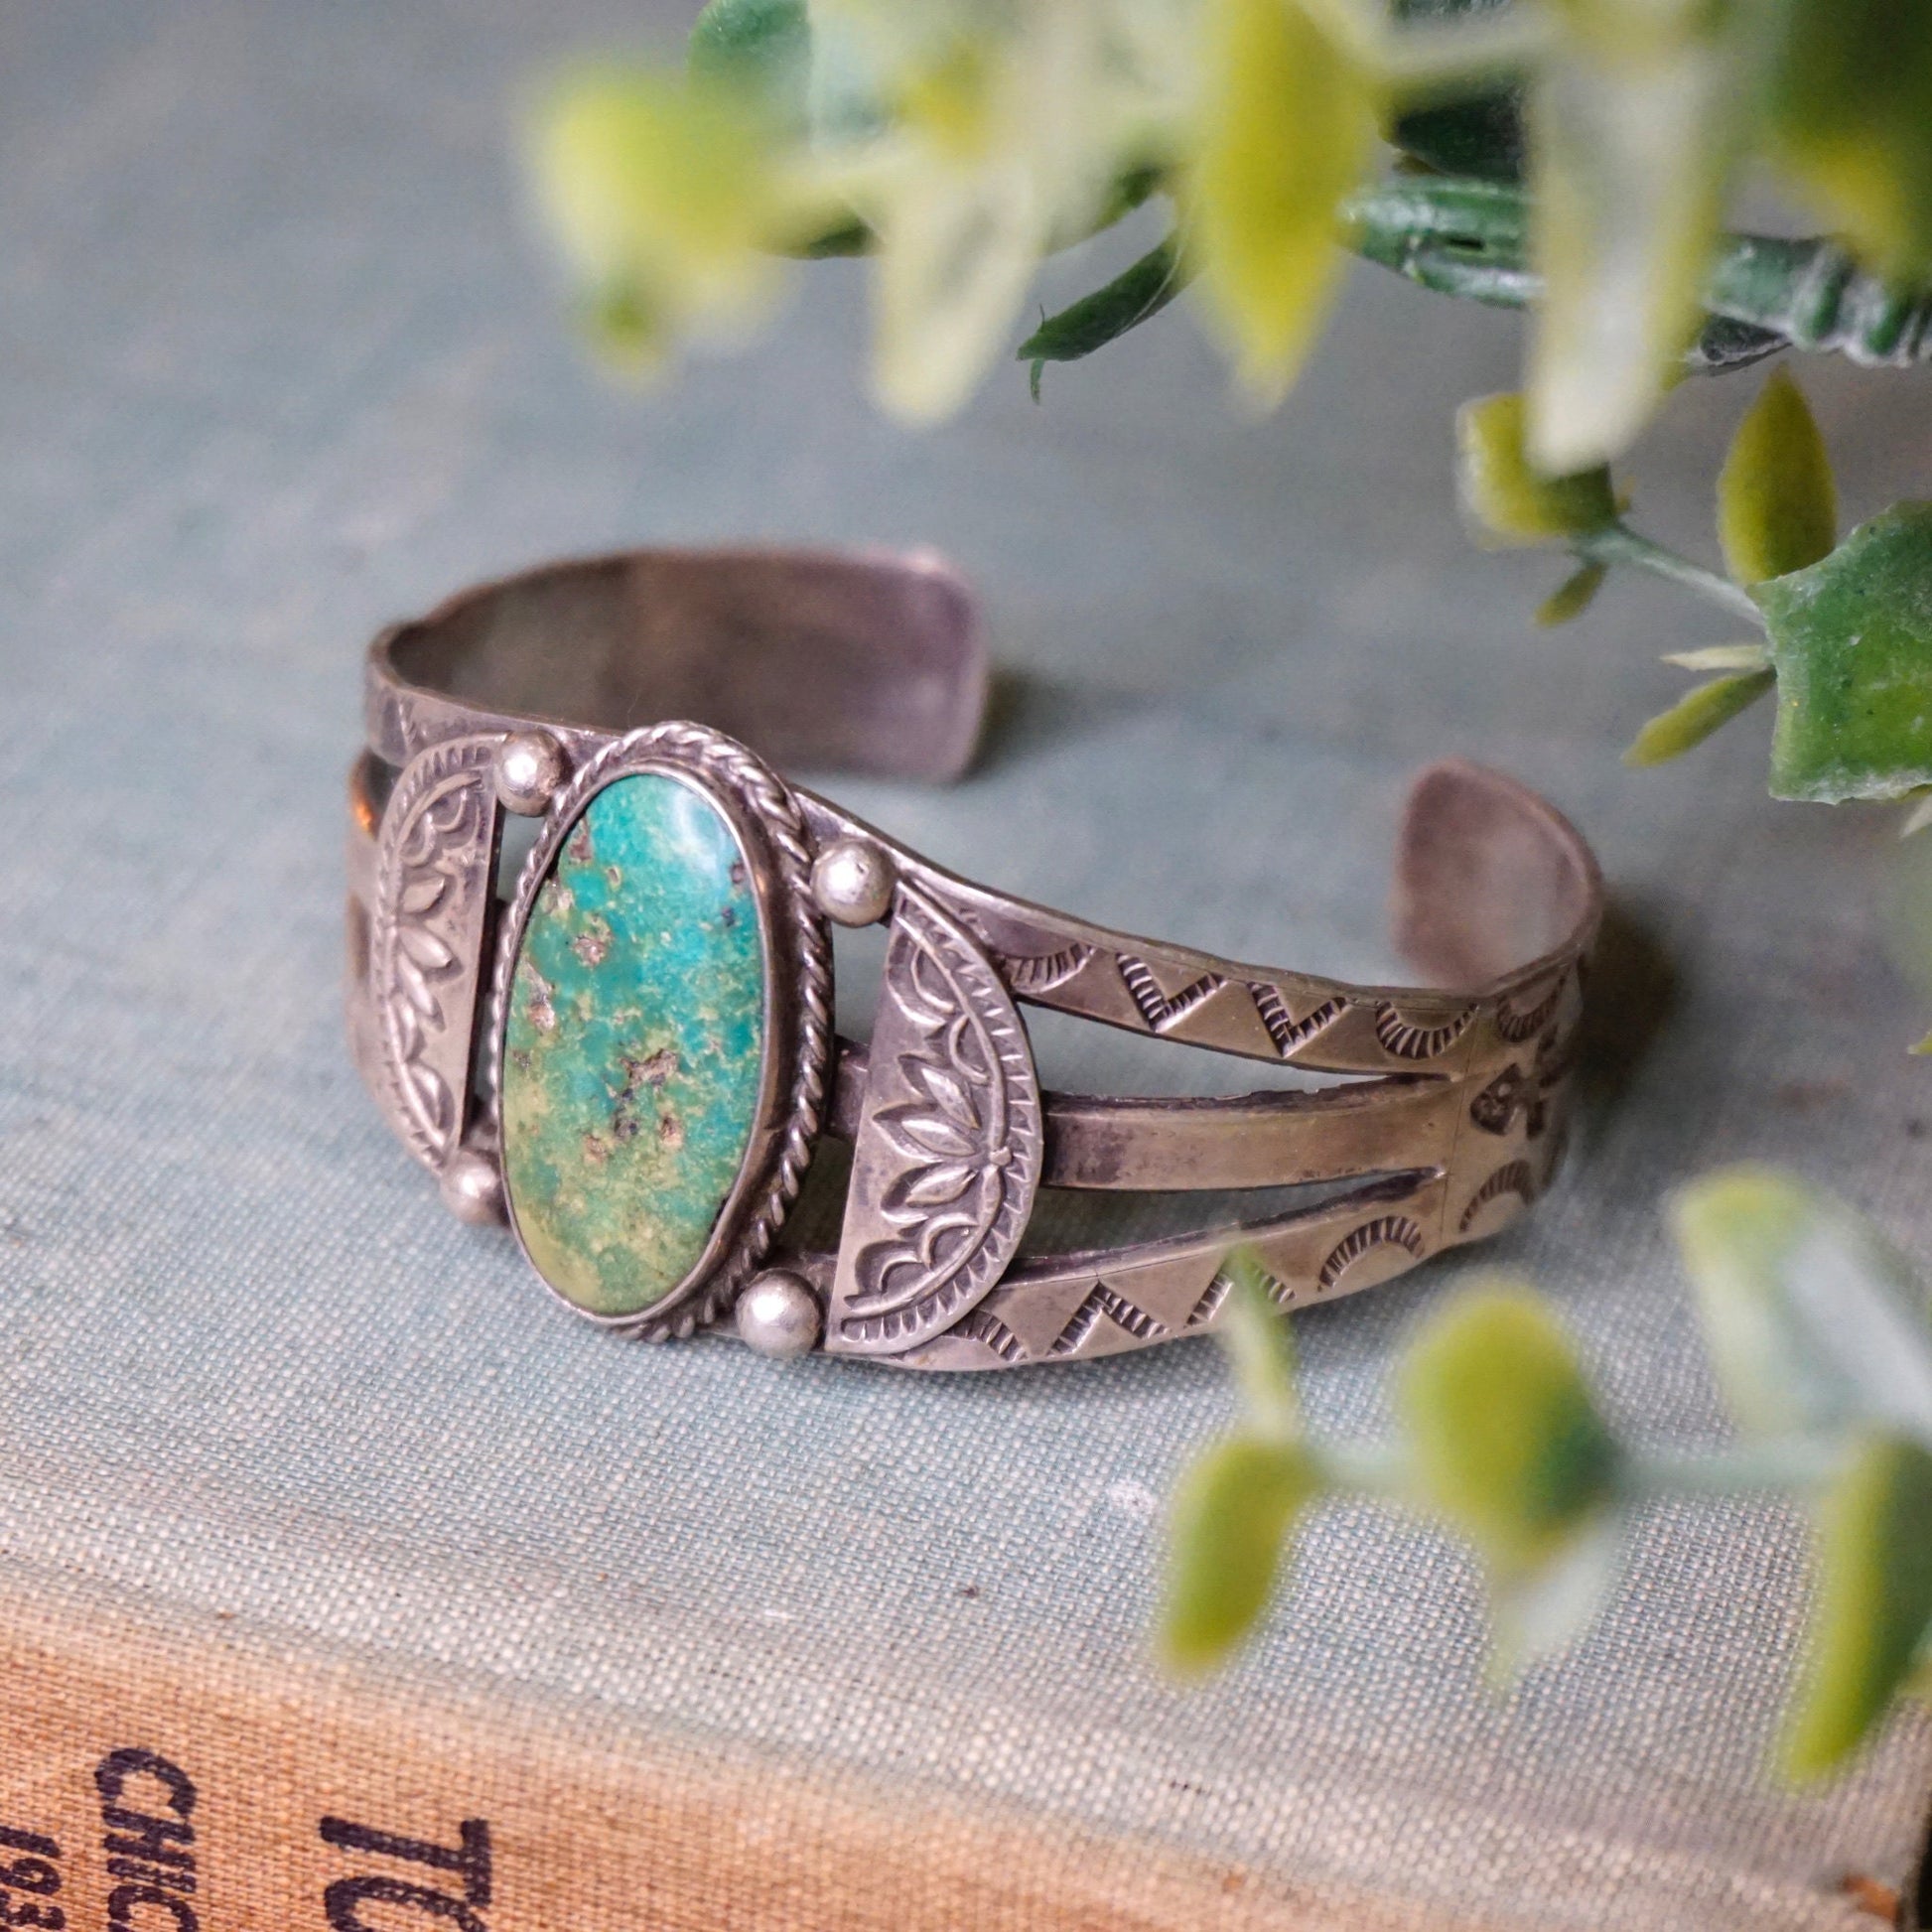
[0,1570,1395,1932]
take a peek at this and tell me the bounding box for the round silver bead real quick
[735,1271,822,1359]
[494,730,569,816]
[812,837,897,927]
[439,1148,506,1226]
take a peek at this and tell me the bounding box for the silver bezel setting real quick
[485,722,832,1342]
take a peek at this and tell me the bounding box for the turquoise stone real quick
[500,771,767,1316]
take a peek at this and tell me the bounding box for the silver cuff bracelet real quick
[346,547,1601,1371]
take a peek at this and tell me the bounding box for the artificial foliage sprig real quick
[1161,1168,1932,1781]
[523,0,1932,834]
[1456,367,1932,809]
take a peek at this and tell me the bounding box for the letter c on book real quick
[107,1885,197,1932]
[94,1752,196,1820]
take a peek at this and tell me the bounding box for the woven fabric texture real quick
[2,4,1931,1926]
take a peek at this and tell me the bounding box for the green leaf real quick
[1764,0,1932,282]
[1672,1167,1932,1447]
[1718,368,1838,589]
[1783,1435,1932,1779]
[1160,1434,1318,1675]
[1185,0,1377,408]
[1455,392,1616,548]
[689,0,811,133]
[1395,1285,1619,1575]
[1622,669,1774,767]
[1218,1250,1299,1442]
[1535,559,1606,627]
[1018,237,1192,396]
[1758,504,1932,802]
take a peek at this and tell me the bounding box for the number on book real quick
[0,1825,64,1932]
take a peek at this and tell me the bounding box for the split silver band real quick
[345,547,1600,1371]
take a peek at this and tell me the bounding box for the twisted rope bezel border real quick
[485,721,832,1342]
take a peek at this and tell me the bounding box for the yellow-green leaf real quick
[1160,1434,1318,1675]
[1536,560,1607,627]
[528,67,784,371]
[1660,642,1771,672]
[1672,1166,1932,1445]
[1456,392,1617,548]
[1783,1435,1932,1779]
[1718,368,1838,588]
[1395,1284,1618,1576]
[1622,668,1775,767]
[1185,0,1376,409]
[1765,0,1932,282]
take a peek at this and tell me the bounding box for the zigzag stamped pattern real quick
[1048,1284,1167,1357]
[1116,953,1227,1032]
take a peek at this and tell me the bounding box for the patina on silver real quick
[347,546,1603,1371]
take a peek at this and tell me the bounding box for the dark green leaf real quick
[1718,368,1837,587]
[1758,503,1932,801]
[1623,669,1775,768]
[1017,238,1190,393]
[1396,1285,1619,1575]
[1783,1435,1932,1779]
[1391,91,1525,183]
[1160,1434,1317,1675]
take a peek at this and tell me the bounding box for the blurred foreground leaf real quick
[1765,0,1932,282]
[1186,0,1375,408]
[529,67,787,371]
[1673,1167,1932,1447]
[1396,1285,1619,1576]
[1161,1434,1318,1675]
[1525,15,1747,471]
[1784,1435,1932,1779]
[1758,505,1932,801]
[1718,368,1837,589]
[689,0,811,133]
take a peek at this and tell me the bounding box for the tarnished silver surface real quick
[826,885,1043,1357]
[348,547,1600,1370]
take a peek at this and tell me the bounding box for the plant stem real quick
[1574,523,1766,627]
[1313,1439,1411,1498]
[1623,1438,1841,1498]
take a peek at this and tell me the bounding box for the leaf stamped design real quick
[370,735,501,1170]
[829,887,1043,1354]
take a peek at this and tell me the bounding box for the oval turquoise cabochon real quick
[500,770,767,1317]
